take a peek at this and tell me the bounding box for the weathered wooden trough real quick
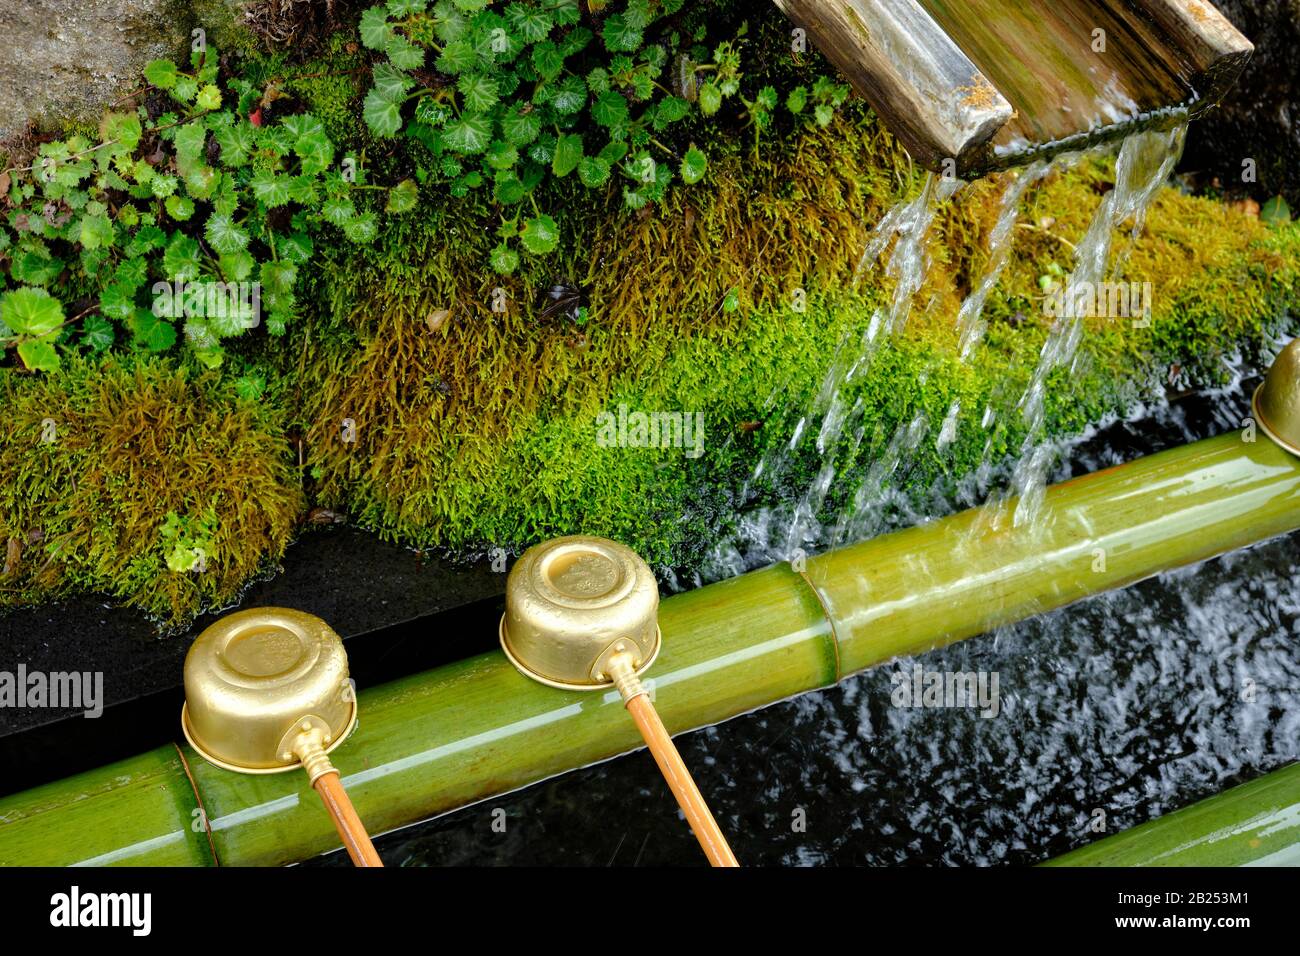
[774,0,1253,173]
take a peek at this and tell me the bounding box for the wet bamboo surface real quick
[1045,762,1300,866]
[917,0,1190,153]
[1,431,1297,866]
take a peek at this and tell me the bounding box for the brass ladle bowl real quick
[1253,337,1300,456]
[500,535,738,867]
[499,534,661,691]
[182,607,356,775]
[181,607,381,867]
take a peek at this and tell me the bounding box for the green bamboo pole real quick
[1043,762,1300,867]
[812,429,1300,674]
[0,747,215,866]
[0,431,1297,866]
[0,563,833,866]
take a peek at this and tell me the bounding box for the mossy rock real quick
[0,0,257,144]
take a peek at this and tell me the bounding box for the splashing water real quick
[957,161,1052,361]
[829,411,930,547]
[707,125,1185,582]
[728,171,961,572]
[936,399,962,451]
[730,173,962,568]
[1001,124,1186,531]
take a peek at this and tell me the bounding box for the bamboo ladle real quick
[500,535,739,867]
[181,607,383,867]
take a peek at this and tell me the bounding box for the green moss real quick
[183,0,262,57]
[0,355,303,627]
[277,38,372,148]
[284,128,1300,566]
[4,2,1300,625]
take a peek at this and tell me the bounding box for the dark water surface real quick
[309,368,1300,867]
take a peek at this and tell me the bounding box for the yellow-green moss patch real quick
[0,355,303,626]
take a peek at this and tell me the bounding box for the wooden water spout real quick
[771,0,1013,171]
[774,0,1253,174]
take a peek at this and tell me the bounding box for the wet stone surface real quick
[0,0,248,142]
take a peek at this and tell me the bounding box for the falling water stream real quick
[999,124,1186,530]
[957,160,1051,361]
[712,174,961,577]
[707,123,1188,580]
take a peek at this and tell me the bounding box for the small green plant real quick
[1262,195,1292,225]
[784,75,851,128]
[0,45,416,371]
[356,0,816,272]
[1038,261,1066,295]
[737,75,847,155]
[160,507,218,573]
